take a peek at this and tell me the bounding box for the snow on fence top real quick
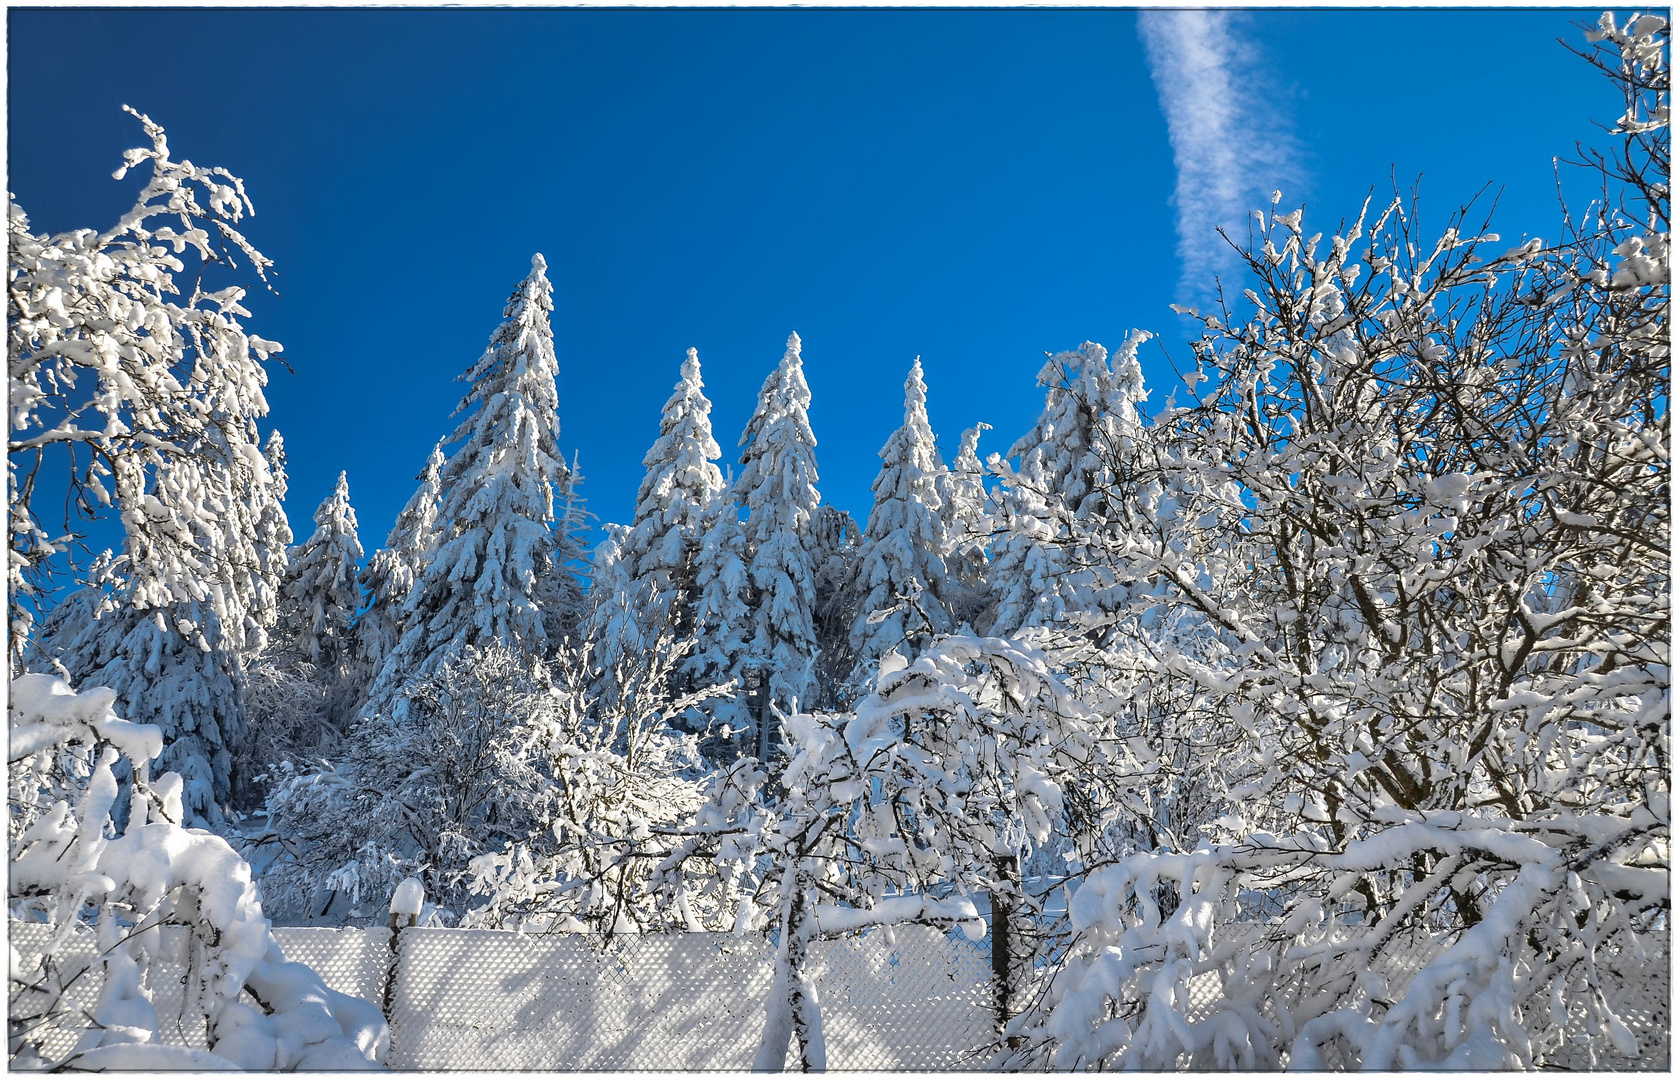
[389,878,425,918]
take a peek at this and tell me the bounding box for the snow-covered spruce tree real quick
[239,472,365,782]
[247,431,294,658]
[354,441,444,691]
[623,348,726,639]
[12,111,285,822]
[807,504,863,708]
[364,254,573,714]
[273,472,363,678]
[938,422,994,629]
[735,332,823,762]
[1006,15,1669,1069]
[592,348,725,700]
[8,673,387,1069]
[684,479,756,756]
[8,108,283,667]
[584,523,642,703]
[539,451,591,647]
[987,332,1152,637]
[847,357,953,673]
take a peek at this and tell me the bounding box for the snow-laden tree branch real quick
[7,673,386,1069]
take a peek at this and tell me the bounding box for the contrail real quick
[1139,10,1299,299]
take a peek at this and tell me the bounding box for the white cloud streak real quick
[1139,10,1298,297]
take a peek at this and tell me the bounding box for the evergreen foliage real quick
[847,357,953,666]
[734,332,822,756]
[364,254,574,713]
[355,442,444,687]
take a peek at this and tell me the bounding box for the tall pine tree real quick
[623,347,725,625]
[594,347,725,688]
[366,254,574,712]
[355,442,445,686]
[274,472,364,677]
[247,431,295,657]
[735,332,822,760]
[685,475,754,752]
[848,357,952,667]
[989,333,1151,635]
[245,471,363,775]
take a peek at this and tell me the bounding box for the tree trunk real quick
[753,859,825,1071]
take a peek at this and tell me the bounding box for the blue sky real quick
[9,7,1611,560]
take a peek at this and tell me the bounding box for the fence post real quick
[990,853,1024,1047]
[385,878,423,1030]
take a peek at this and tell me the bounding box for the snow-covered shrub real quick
[262,615,716,930]
[1002,12,1669,1069]
[257,643,561,923]
[7,673,386,1069]
[634,634,1145,1069]
[462,607,723,932]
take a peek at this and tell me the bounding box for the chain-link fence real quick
[10,918,1668,1069]
[354,923,994,1069]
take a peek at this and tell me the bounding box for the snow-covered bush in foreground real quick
[459,613,722,932]
[1005,814,1665,1070]
[999,12,1669,1070]
[8,673,386,1069]
[257,644,562,923]
[616,634,1145,1070]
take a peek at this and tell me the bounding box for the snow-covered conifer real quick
[240,472,362,780]
[938,422,993,627]
[989,334,1150,636]
[848,358,952,666]
[584,523,642,702]
[684,483,755,751]
[623,347,725,618]
[274,472,364,676]
[808,504,862,706]
[246,432,294,657]
[355,442,444,681]
[593,349,725,697]
[43,568,249,825]
[365,255,571,711]
[735,332,822,758]
[539,451,590,648]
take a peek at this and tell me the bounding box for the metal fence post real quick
[384,878,423,1032]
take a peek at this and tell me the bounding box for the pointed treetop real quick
[314,471,359,533]
[786,331,801,354]
[905,356,927,412]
